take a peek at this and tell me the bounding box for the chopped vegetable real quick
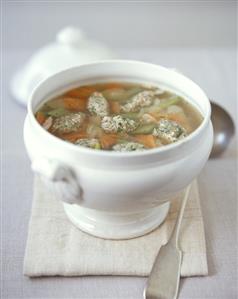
[102,87,143,102]
[89,115,101,126]
[141,113,157,123]
[155,96,181,113]
[61,131,87,142]
[44,98,65,109]
[42,117,53,130]
[154,88,165,95]
[65,86,97,98]
[87,124,103,138]
[167,105,183,114]
[142,97,181,115]
[63,97,87,111]
[155,139,163,147]
[36,111,46,125]
[145,112,160,120]
[102,88,127,102]
[133,134,156,148]
[120,112,140,120]
[75,138,101,149]
[117,138,130,144]
[110,101,121,114]
[132,123,156,135]
[100,133,118,149]
[125,87,144,98]
[47,107,68,117]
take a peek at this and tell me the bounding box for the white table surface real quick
[2,48,237,299]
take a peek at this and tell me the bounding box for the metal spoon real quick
[144,186,191,299]
[210,101,235,158]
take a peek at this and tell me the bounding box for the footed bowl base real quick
[63,202,170,240]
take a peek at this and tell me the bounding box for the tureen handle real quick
[31,157,82,204]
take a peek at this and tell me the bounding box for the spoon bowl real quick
[210,101,235,158]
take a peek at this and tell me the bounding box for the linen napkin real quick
[24,176,208,277]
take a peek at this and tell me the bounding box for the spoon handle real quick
[169,185,191,248]
[144,185,191,299]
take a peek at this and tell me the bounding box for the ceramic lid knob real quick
[56,27,85,47]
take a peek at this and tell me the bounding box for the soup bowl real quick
[24,60,213,239]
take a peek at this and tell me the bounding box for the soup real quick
[35,82,203,151]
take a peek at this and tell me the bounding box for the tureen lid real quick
[11,27,117,106]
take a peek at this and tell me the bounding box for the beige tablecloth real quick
[24,177,208,277]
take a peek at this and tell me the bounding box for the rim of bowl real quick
[28,59,211,158]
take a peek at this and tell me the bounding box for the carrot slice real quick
[110,101,121,114]
[147,112,160,120]
[63,97,87,111]
[100,133,118,149]
[61,131,88,142]
[65,86,96,98]
[36,111,46,125]
[133,134,156,148]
